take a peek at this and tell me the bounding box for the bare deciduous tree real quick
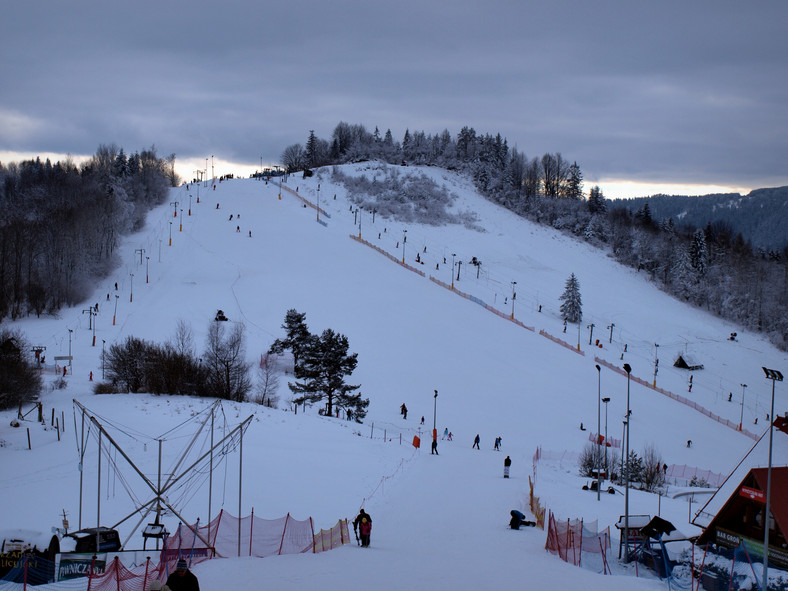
[203,321,251,402]
[254,353,281,408]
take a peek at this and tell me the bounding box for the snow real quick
[1,162,787,590]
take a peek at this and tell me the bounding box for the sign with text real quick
[739,486,765,503]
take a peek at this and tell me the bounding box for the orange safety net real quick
[313,519,351,553]
[545,510,611,574]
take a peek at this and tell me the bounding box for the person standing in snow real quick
[431,439,438,455]
[442,427,449,440]
[166,560,199,591]
[400,403,407,419]
[473,434,480,449]
[504,456,511,478]
[353,509,372,547]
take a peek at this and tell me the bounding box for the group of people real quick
[353,509,373,547]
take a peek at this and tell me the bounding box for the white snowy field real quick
[1,162,786,590]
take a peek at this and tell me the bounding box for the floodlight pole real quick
[602,397,610,482]
[739,383,747,431]
[761,366,782,590]
[623,362,632,562]
[510,281,517,319]
[596,364,601,501]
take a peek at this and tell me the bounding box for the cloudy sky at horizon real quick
[2,1,787,198]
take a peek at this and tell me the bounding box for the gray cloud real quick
[2,0,787,188]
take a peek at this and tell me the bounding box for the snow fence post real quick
[86,555,96,591]
[278,513,290,555]
[249,509,254,557]
[310,517,315,553]
[142,557,150,591]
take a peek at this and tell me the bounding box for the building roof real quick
[693,416,788,531]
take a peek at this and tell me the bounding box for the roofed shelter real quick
[693,416,788,569]
[673,353,704,371]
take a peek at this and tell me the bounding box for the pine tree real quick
[565,162,583,199]
[268,309,311,366]
[588,185,607,214]
[305,130,318,168]
[289,329,367,419]
[559,273,583,323]
[690,228,707,276]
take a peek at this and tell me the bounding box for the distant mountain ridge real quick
[610,186,788,251]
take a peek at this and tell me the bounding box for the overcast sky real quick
[2,0,787,197]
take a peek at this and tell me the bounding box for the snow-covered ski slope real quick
[1,161,786,590]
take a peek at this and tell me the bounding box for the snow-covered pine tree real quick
[689,228,707,276]
[268,309,311,366]
[565,161,583,199]
[559,273,582,323]
[288,328,367,420]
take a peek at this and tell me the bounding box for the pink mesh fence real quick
[166,510,315,558]
[83,510,349,591]
[545,510,611,574]
[313,520,351,553]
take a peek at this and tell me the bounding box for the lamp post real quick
[761,366,783,590]
[602,397,610,482]
[146,256,150,284]
[623,362,632,562]
[211,155,214,181]
[316,183,320,222]
[113,295,118,326]
[596,364,602,501]
[607,323,615,344]
[451,253,456,289]
[129,273,134,303]
[401,230,407,263]
[653,344,659,387]
[588,323,595,346]
[102,340,106,379]
[510,281,517,319]
[68,329,73,370]
[739,383,747,431]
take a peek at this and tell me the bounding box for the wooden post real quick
[56,418,61,441]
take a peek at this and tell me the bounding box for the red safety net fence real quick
[313,520,351,553]
[85,511,349,591]
[545,510,611,575]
